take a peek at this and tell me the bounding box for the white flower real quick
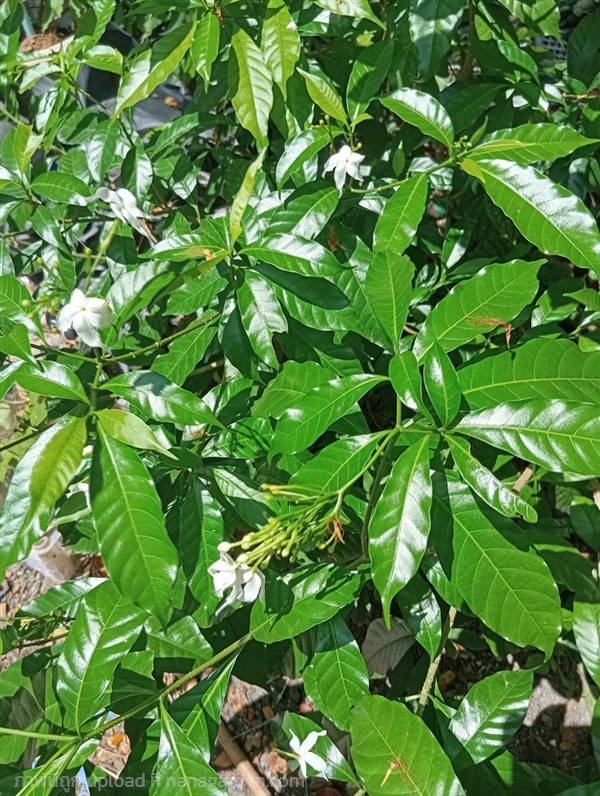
[208,550,264,611]
[289,730,327,778]
[56,288,112,349]
[95,187,154,239]
[323,145,364,192]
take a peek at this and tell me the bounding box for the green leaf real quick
[568,12,600,86]
[573,596,600,688]
[298,68,347,123]
[315,0,384,28]
[366,252,414,352]
[458,338,600,409]
[351,693,465,796]
[230,27,273,148]
[57,580,146,731]
[270,374,385,455]
[389,351,430,417]
[115,24,196,114]
[101,370,220,427]
[471,125,598,165]
[369,436,433,625]
[16,361,90,403]
[275,127,333,188]
[423,344,461,426]
[279,712,359,784]
[250,564,363,643]
[30,172,91,204]
[431,475,561,657]
[302,616,369,731]
[0,416,86,578]
[449,670,534,764]
[291,433,382,492]
[457,400,600,476]
[165,270,227,315]
[90,429,179,624]
[0,274,42,334]
[238,271,287,368]
[21,578,104,619]
[243,232,343,278]
[96,408,174,457]
[192,11,220,90]
[373,172,430,259]
[409,0,465,80]
[567,287,600,312]
[381,88,455,149]
[0,319,36,365]
[496,39,539,80]
[498,0,560,38]
[347,39,393,120]
[261,0,300,99]
[152,706,228,796]
[396,575,442,658]
[461,158,600,279]
[446,435,537,522]
[146,615,212,666]
[230,148,266,243]
[153,324,218,386]
[414,259,543,361]
[0,361,22,400]
[252,360,332,419]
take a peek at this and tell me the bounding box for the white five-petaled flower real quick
[56,288,112,349]
[95,187,154,240]
[288,730,327,778]
[208,548,264,612]
[323,144,364,192]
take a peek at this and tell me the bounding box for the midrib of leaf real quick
[360,708,423,793]
[164,718,197,796]
[462,374,597,398]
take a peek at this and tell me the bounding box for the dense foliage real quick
[1,0,600,793]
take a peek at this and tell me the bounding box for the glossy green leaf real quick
[424,344,461,426]
[16,361,90,403]
[275,127,333,188]
[250,563,363,643]
[115,24,196,114]
[0,416,86,577]
[270,374,385,455]
[90,428,179,624]
[366,252,414,351]
[302,616,369,731]
[192,11,220,90]
[21,578,105,619]
[0,274,42,334]
[573,596,600,688]
[261,0,300,98]
[396,574,442,658]
[30,172,91,204]
[431,475,561,657]
[369,435,433,625]
[230,27,273,148]
[146,615,212,665]
[102,370,220,427]
[238,271,287,368]
[459,338,600,409]
[0,361,22,400]
[414,259,543,361]
[252,360,332,419]
[315,0,384,28]
[457,400,600,476]
[381,88,455,149]
[57,580,146,731]
[351,693,465,796]
[461,158,600,279]
[409,0,465,80]
[446,435,537,522]
[499,0,560,38]
[373,172,429,259]
[347,39,393,119]
[298,68,347,123]
[96,408,174,456]
[291,433,381,492]
[165,270,227,315]
[152,706,228,796]
[152,324,218,386]
[0,319,36,365]
[230,148,266,243]
[567,12,600,86]
[449,670,534,763]
[471,124,598,165]
[389,351,429,417]
[242,232,343,278]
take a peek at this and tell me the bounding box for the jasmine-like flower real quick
[288,730,327,778]
[208,547,264,611]
[95,187,154,240]
[56,288,112,349]
[323,144,364,192]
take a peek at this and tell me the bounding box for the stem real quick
[30,344,97,363]
[0,418,62,454]
[90,350,104,408]
[83,219,119,292]
[105,312,219,363]
[350,158,454,194]
[416,606,457,717]
[360,431,398,556]
[0,727,78,743]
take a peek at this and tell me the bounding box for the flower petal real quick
[56,304,78,335]
[345,161,363,182]
[86,299,113,328]
[333,161,347,192]
[72,313,103,348]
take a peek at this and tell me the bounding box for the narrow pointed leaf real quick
[423,344,461,426]
[381,88,455,149]
[192,11,220,90]
[230,27,273,148]
[471,124,598,165]
[261,0,300,98]
[96,409,174,456]
[16,361,90,403]
[366,252,414,351]
[373,172,429,258]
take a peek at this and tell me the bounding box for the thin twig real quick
[416,606,457,717]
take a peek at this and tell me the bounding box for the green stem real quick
[105,311,219,363]
[416,606,457,717]
[30,343,97,363]
[360,430,399,556]
[90,350,105,408]
[0,727,78,743]
[83,219,119,293]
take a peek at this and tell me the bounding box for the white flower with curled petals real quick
[208,549,264,612]
[95,187,154,240]
[288,730,327,778]
[56,289,112,349]
[323,144,364,192]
